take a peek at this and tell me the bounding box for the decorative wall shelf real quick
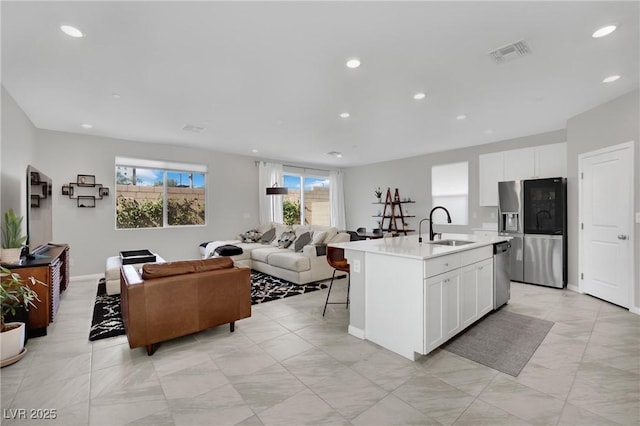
[29,171,51,208]
[61,175,109,208]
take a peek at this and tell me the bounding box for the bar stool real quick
[323,246,350,316]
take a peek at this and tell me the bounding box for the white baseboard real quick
[629,306,640,316]
[70,273,102,282]
[567,284,582,293]
[348,325,365,340]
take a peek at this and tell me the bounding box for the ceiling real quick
[2,1,638,167]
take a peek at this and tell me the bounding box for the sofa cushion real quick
[293,231,312,252]
[327,232,351,244]
[268,252,311,272]
[142,257,233,279]
[251,247,281,263]
[232,242,263,261]
[293,225,312,237]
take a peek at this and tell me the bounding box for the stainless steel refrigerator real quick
[498,181,524,282]
[498,178,567,288]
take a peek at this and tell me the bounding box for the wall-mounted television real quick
[26,165,53,255]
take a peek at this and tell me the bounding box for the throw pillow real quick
[277,230,297,249]
[323,228,338,244]
[260,227,276,244]
[311,231,327,245]
[271,224,292,246]
[239,229,262,243]
[293,231,312,252]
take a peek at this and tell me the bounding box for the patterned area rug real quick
[89,271,328,341]
[89,279,124,341]
[250,270,327,304]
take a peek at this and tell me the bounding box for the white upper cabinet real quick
[504,147,535,180]
[478,152,504,206]
[535,142,566,178]
[478,143,566,206]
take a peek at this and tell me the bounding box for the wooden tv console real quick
[2,244,70,335]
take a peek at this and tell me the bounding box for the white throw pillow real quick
[323,228,338,244]
[312,231,327,245]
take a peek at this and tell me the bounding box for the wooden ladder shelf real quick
[380,188,415,235]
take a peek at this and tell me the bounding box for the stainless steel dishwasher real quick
[494,241,511,309]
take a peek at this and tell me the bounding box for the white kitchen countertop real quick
[329,233,511,260]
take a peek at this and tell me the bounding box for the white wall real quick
[566,89,639,309]
[343,130,566,237]
[31,129,260,275]
[1,87,38,220]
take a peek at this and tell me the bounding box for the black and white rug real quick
[89,271,328,341]
[250,270,327,304]
[89,279,125,341]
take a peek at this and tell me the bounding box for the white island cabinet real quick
[330,234,508,361]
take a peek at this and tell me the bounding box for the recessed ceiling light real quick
[339,112,350,118]
[328,151,343,158]
[413,92,426,100]
[456,114,467,120]
[345,58,361,69]
[602,75,621,83]
[483,129,494,135]
[111,93,121,99]
[60,25,83,38]
[592,25,617,38]
[252,149,258,153]
[80,123,93,129]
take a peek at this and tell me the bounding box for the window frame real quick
[282,168,331,226]
[431,161,469,226]
[115,157,207,230]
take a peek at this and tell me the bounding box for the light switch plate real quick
[636,212,640,224]
[353,259,361,273]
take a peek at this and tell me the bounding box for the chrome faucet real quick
[418,218,430,243]
[429,206,452,241]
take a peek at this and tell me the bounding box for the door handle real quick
[617,235,628,240]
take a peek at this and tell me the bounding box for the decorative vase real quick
[0,248,23,264]
[1,322,27,367]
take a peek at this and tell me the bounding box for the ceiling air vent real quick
[488,40,531,64]
[182,124,205,133]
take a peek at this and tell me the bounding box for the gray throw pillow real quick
[260,227,276,244]
[293,231,312,252]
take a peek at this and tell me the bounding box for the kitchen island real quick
[329,234,510,361]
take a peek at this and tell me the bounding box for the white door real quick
[579,142,634,308]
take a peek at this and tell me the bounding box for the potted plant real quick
[1,266,42,366]
[1,209,27,264]
[374,187,382,202]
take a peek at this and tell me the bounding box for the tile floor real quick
[1,277,638,425]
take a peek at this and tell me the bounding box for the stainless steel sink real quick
[431,239,473,246]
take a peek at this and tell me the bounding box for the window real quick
[115,157,206,229]
[282,171,330,226]
[431,161,468,225]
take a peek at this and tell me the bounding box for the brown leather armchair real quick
[120,257,251,355]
